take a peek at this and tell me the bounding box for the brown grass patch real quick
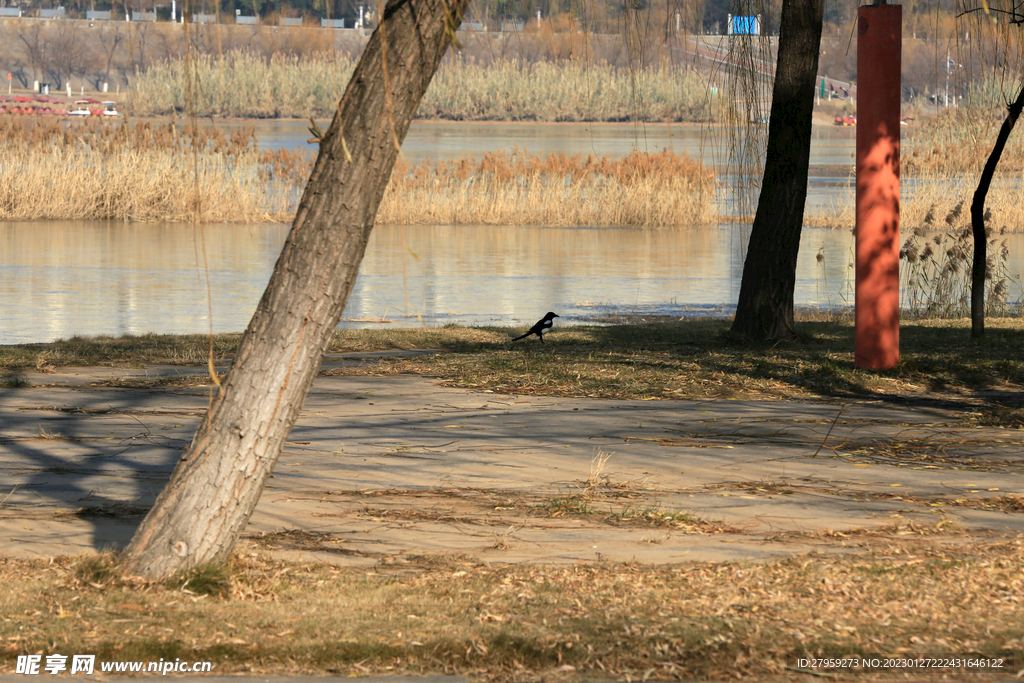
[1,543,1021,680]
[770,520,969,542]
[129,51,713,122]
[6,320,1024,421]
[319,318,1024,413]
[283,486,735,538]
[0,119,303,222]
[871,493,1024,514]
[805,109,1024,235]
[0,119,714,227]
[380,147,716,227]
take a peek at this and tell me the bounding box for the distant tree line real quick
[6,0,966,35]
[0,0,1004,108]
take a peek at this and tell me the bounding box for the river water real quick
[1,122,1018,345]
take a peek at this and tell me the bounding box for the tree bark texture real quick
[730,0,824,340]
[120,0,468,579]
[970,86,1024,338]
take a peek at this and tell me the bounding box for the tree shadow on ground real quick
[0,387,188,551]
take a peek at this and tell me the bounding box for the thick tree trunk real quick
[970,86,1024,339]
[730,0,824,340]
[120,0,468,579]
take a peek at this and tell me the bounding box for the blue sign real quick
[733,15,758,34]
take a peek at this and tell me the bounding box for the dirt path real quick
[2,361,1022,565]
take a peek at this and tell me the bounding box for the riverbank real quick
[5,318,1024,421]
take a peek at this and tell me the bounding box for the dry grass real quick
[379,148,716,227]
[0,332,245,370]
[0,543,1021,680]
[5,319,1024,423]
[806,196,1021,320]
[903,107,1024,178]
[899,208,1019,318]
[0,119,712,226]
[420,56,714,123]
[805,109,1024,234]
[317,318,1024,409]
[804,176,1024,236]
[129,51,714,122]
[0,119,305,222]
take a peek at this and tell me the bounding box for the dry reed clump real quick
[807,186,1021,319]
[803,176,1024,234]
[0,118,309,222]
[130,51,355,119]
[0,118,711,226]
[896,107,1024,234]
[129,50,714,122]
[802,102,1024,319]
[377,147,716,227]
[899,201,1020,318]
[420,57,714,122]
[902,105,1024,177]
[806,108,1024,234]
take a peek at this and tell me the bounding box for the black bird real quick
[512,312,559,343]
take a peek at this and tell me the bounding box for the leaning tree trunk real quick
[730,0,824,340]
[970,85,1024,339]
[120,0,468,579]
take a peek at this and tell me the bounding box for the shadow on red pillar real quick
[855,3,901,370]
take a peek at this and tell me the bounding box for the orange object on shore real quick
[855,2,901,370]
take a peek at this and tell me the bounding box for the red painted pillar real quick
[855,2,901,370]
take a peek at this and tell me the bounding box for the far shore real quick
[5,81,908,129]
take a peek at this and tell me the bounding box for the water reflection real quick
[245,119,858,169]
[0,220,876,345]
[5,217,1021,345]
[0,222,288,344]
[244,119,857,216]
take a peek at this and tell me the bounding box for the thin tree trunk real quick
[970,85,1024,338]
[120,0,468,579]
[730,0,824,340]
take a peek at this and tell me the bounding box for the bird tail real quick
[511,332,530,342]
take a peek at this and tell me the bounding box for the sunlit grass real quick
[380,148,716,227]
[129,50,714,122]
[5,319,1024,421]
[805,108,1024,234]
[0,119,712,226]
[0,119,303,222]
[1,545,1022,679]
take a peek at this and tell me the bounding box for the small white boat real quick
[101,101,118,117]
[67,101,91,117]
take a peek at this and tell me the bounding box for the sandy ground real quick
[2,354,1022,566]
